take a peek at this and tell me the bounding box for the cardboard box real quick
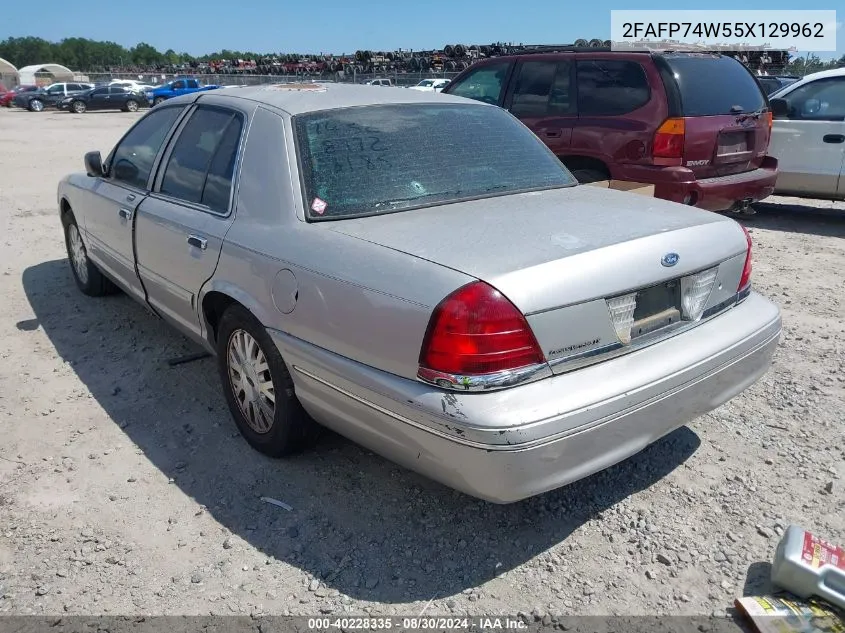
[586,180,655,197]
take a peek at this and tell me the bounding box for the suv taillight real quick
[653,118,685,159]
[738,225,753,293]
[418,281,544,378]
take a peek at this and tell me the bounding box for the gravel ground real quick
[0,109,843,620]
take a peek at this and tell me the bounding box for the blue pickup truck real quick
[146,77,220,106]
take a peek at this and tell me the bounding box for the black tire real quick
[153,96,166,106]
[571,168,609,184]
[28,98,44,112]
[217,305,320,457]
[62,211,118,297]
[71,100,86,114]
[124,99,139,112]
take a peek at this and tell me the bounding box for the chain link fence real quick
[81,70,464,88]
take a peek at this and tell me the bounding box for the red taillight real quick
[418,281,544,376]
[738,224,753,292]
[653,117,685,159]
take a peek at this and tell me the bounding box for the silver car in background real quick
[56,83,782,503]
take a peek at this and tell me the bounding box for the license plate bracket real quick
[715,131,754,164]
[631,280,682,339]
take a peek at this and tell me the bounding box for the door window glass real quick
[109,106,184,189]
[780,78,845,121]
[446,62,512,105]
[510,60,574,117]
[160,106,243,210]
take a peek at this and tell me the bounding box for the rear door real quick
[107,85,128,109]
[134,103,246,338]
[502,56,576,156]
[769,76,845,197]
[88,87,111,109]
[571,58,655,169]
[658,54,771,179]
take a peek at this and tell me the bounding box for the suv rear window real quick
[294,103,576,220]
[662,55,767,116]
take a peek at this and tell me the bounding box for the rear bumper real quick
[616,157,779,212]
[271,291,781,503]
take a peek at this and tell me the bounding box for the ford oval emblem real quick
[661,252,680,267]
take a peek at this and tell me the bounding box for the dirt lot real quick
[0,108,843,619]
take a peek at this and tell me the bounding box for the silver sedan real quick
[56,83,782,503]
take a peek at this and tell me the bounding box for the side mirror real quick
[112,158,138,183]
[769,98,789,118]
[84,151,104,177]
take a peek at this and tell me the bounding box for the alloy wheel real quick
[227,329,276,434]
[68,224,89,285]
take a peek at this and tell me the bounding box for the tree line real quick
[1,35,843,74]
[0,36,269,70]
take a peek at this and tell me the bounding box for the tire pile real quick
[106,40,791,77]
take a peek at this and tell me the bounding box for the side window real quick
[159,107,243,211]
[47,85,64,95]
[576,60,650,116]
[172,80,185,90]
[510,60,574,117]
[109,106,184,189]
[780,78,845,121]
[186,79,199,89]
[201,116,244,213]
[109,86,127,95]
[447,62,512,105]
[92,88,108,96]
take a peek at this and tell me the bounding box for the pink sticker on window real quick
[311,198,327,215]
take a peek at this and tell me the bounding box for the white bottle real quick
[771,525,845,611]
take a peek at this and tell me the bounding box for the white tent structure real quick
[0,58,17,88]
[17,63,75,86]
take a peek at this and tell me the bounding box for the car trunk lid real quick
[327,186,751,372]
[327,184,746,299]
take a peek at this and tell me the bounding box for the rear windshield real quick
[293,103,577,220]
[662,55,767,116]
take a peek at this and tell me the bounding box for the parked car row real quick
[56,82,782,503]
[2,77,221,113]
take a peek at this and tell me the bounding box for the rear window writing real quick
[294,103,577,220]
[663,55,767,116]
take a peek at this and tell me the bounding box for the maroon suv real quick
[441,50,778,212]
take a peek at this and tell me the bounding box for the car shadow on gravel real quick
[743,201,845,238]
[23,258,701,604]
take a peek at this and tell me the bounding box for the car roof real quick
[772,66,845,94]
[170,82,481,115]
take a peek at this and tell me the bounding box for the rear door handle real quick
[542,130,562,138]
[187,235,208,250]
[118,208,133,221]
[126,194,136,202]
[823,134,845,144]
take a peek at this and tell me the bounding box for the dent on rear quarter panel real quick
[208,106,474,381]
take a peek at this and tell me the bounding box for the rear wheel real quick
[153,96,166,106]
[71,100,86,114]
[62,212,117,296]
[571,168,609,184]
[28,99,44,112]
[216,305,320,457]
[124,99,139,112]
